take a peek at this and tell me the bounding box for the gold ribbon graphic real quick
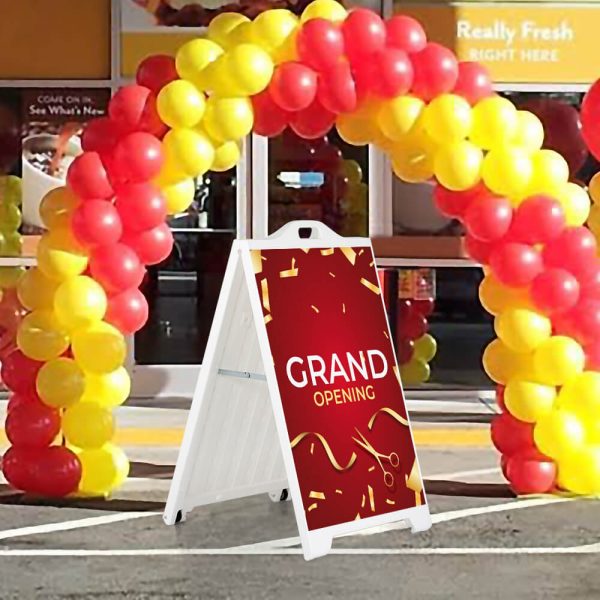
[368,407,410,430]
[291,432,357,471]
[406,460,423,506]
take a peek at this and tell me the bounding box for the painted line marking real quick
[425,467,500,480]
[0,512,159,542]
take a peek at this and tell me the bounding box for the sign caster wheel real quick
[175,510,186,523]
[269,489,290,502]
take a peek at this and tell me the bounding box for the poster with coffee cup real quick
[20,89,110,232]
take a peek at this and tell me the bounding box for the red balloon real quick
[397,299,414,318]
[90,243,145,294]
[569,298,600,345]
[578,79,600,161]
[268,62,318,112]
[72,200,123,247]
[399,311,428,340]
[7,392,40,413]
[396,337,415,364]
[113,132,164,183]
[386,15,427,54]
[297,18,345,71]
[251,91,290,137]
[412,298,434,317]
[496,385,506,412]
[2,447,39,492]
[342,8,386,62]
[531,268,580,315]
[1,350,43,395]
[355,48,413,99]
[115,182,167,233]
[489,243,543,287]
[585,339,600,370]
[510,195,565,245]
[453,62,493,105]
[122,222,174,265]
[67,152,114,200]
[109,85,167,138]
[410,43,459,102]
[521,98,587,174]
[82,117,124,155]
[506,454,557,495]
[433,183,486,218]
[317,62,357,114]
[36,446,82,497]
[491,413,534,456]
[6,402,60,449]
[290,99,335,139]
[463,234,498,264]
[542,227,598,279]
[105,287,149,335]
[580,263,600,300]
[464,196,513,242]
[136,54,178,95]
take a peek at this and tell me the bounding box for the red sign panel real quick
[253,246,424,531]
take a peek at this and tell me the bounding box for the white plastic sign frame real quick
[164,221,431,560]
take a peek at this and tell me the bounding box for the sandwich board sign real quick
[164,221,431,560]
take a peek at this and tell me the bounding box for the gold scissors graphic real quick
[352,428,400,488]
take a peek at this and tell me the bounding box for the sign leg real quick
[302,531,333,561]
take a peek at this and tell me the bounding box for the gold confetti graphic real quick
[301,248,310,254]
[260,278,270,312]
[280,257,299,278]
[342,303,346,314]
[290,432,357,471]
[383,331,389,339]
[329,272,336,278]
[360,278,381,295]
[406,460,423,506]
[355,513,361,520]
[361,494,366,508]
[358,249,365,256]
[310,443,314,455]
[368,466,375,473]
[308,503,318,512]
[311,305,320,314]
[264,315,273,325]
[335,489,343,495]
[368,485,375,512]
[321,248,334,256]
[368,407,410,430]
[386,499,396,506]
[369,261,374,267]
[250,250,263,274]
[309,491,326,500]
[340,247,357,265]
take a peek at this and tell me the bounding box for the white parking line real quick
[426,467,500,480]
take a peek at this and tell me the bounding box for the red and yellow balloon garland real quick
[3,0,600,496]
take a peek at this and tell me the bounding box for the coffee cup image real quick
[21,134,82,229]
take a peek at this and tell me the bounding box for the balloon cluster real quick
[397,297,437,385]
[0,176,23,257]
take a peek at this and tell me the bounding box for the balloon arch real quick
[3,0,600,497]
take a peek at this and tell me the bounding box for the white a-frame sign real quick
[164,221,431,560]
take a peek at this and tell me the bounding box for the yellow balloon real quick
[17,309,69,361]
[0,267,25,289]
[2,231,22,257]
[0,175,22,206]
[504,380,556,423]
[528,149,569,195]
[588,203,600,236]
[512,110,544,152]
[470,96,518,150]
[39,186,80,230]
[481,145,532,198]
[203,96,254,142]
[534,409,585,460]
[495,307,551,353]
[228,21,256,47]
[37,228,88,281]
[157,80,206,129]
[78,444,129,496]
[533,336,585,387]
[558,446,600,494]
[554,182,590,227]
[251,10,298,56]
[558,371,600,416]
[589,172,600,204]
[82,367,131,408]
[17,267,58,311]
[159,177,196,215]
[434,140,482,191]
[224,43,275,96]
[423,94,472,145]
[413,334,437,362]
[63,402,114,449]
[584,418,600,444]
[391,131,436,183]
[211,138,241,172]
[0,202,22,233]
[175,38,224,91]
[37,357,85,408]
[72,322,127,375]
[337,114,376,146]
[341,160,363,185]
[163,128,215,178]
[478,273,531,315]
[207,12,250,49]
[301,0,347,22]
[54,275,107,331]
[483,338,528,385]
[400,358,430,385]
[377,96,425,142]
